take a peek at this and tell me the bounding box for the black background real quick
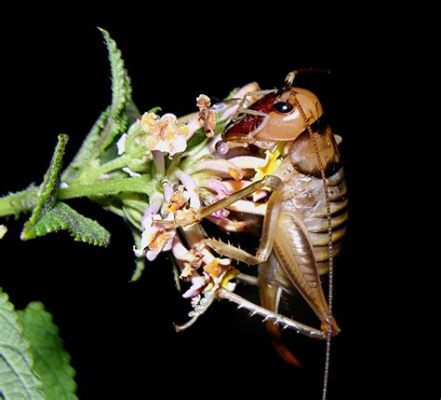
[0,7,435,400]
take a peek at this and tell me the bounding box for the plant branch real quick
[0,176,155,218]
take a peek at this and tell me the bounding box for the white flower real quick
[141,112,189,156]
[135,213,176,261]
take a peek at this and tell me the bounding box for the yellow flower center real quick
[254,143,284,181]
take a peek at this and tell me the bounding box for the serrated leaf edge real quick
[0,290,44,400]
[18,302,77,400]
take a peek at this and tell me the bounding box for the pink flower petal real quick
[146,249,160,261]
[252,190,268,202]
[163,183,174,202]
[187,159,243,181]
[206,216,249,232]
[222,179,252,192]
[163,236,174,252]
[183,276,208,298]
[175,170,197,191]
[228,156,265,170]
[172,237,194,262]
[152,150,165,175]
[202,179,229,196]
[142,193,164,228]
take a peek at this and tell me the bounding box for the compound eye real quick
[272,101,294,114]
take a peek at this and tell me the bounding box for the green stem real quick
[0,187,39,217]
[74,154,130,182]
[0,176,155,218]
[59,176,154,199]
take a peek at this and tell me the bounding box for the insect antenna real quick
[289,88,335,400]
[284,67,332,88]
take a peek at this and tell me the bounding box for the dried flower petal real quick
[135,214,176,261]
[203,258,222,278]
[187,159,243,181]
[197,94,217,138]
[167,185,189,213]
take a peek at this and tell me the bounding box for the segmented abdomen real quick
[282,167,347,275]
[303,168,348,274]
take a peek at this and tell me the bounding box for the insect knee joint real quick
[264,175,283,190]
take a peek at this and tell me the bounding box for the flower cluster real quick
[118,82,284,325]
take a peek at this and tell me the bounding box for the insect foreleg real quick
[233,89,276,121]
[203,190,283,264]
[158,175,283,229]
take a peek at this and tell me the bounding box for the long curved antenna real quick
[289,90,335,400]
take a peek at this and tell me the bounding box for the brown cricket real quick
[161,71,347,370]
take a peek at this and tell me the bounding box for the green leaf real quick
[61,108,111,182]
[28,202,110,246]
[185,129,207,151]
[62,29,138,182]
[18,303,77,400]
[30,134,69,211]
[21,135,110,246]
[99,28,137,152]
[22,134,68,233]
[100,29,131,121]
[0,290,44,400]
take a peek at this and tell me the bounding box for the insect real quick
[159,70,347,396]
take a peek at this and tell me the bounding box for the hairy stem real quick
[75,154,130,182]
[0,176,155,218]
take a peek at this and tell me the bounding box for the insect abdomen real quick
[304,168,348,274]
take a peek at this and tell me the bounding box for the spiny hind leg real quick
[216,288,325,340]
[203,190,283,265]
[259,258,302,366]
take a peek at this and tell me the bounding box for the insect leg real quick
[203,190,283,264]
[274,212,340,335]
[236,273,259,286]
[259,257,302,365]
[158,175,283,229]
[216,288,325,340]
[232,89,276,121]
